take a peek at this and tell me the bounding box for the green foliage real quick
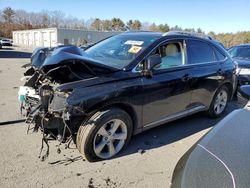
[127,20,142,30]
[111,18,125,31]
[214,32,250,48]
[158,24,170,33]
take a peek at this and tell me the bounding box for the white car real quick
[0,39,12,46]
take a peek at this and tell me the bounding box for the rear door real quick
[185,39,225,108]
[142,39,192,128]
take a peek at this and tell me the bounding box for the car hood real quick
[233,58,250,68]
[31,45,117,71]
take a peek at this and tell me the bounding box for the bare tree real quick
[148,23,158,31]
[50,10,65,27]
[91,18,102,31]
[102,19,112,31]
[2,7,15,23]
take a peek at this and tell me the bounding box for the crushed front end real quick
[18,45,107,160]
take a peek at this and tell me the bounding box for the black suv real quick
[18,31,236,161]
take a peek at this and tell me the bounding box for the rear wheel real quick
[76,108,133,162]
[207,86,229,118]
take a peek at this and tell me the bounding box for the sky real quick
[0,0,249,34]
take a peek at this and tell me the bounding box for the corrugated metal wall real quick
[57,28,121,46]
[13,28,57,47]
[12,28,121,48]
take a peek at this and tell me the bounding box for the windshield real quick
[228,46,250,60]
[84,34,159,69]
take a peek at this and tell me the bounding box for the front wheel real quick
[206,86,229,118]
[76,108,133,162]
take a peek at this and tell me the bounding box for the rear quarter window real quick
[214,47,226,61]
[187,40,215,64]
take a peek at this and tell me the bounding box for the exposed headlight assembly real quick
[237,68,250,75]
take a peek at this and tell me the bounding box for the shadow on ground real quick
[0,49,31,58]
[116,101,241,159]
[48,101,241,165]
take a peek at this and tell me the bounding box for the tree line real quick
[1,7,250,47]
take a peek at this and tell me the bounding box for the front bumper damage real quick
[18,85,85,160]
[18,45,115,160]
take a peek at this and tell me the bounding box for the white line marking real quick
[198,144,236,188]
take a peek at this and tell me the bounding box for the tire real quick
[76,108,133,162]
[206,85,229,118]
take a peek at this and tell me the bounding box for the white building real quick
[12,28,121,47]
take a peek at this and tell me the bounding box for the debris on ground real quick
[103,177,119,188]
[88,178,95,188]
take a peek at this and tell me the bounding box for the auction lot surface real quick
[0,46,240,188]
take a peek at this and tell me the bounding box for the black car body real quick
[228,44,250,86]
[18,31,236,161]
[171,85,250,188]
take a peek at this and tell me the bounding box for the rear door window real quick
[187,40,215,64]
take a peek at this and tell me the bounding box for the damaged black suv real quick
[19,31,236,161]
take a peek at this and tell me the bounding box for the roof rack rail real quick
[163,31,213,40]
[125,30,155,33]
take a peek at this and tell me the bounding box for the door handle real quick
[182,74,192,81]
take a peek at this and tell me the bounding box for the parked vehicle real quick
[0,38,12,46]
[228,44,250,86]
[18,31,236,161]
[171,85,250,188]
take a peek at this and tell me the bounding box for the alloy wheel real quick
[93,119,128,159]
[214,90,228,115]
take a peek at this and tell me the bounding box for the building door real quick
[34,32,39,46]
[64,39,69,45]
[49,31,56,47]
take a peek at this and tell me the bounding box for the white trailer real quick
[12,28,121,48]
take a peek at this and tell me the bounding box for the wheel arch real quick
[84,101,139,133]
[207,82,234,109]
[223,82,234,100]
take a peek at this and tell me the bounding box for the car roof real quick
[120,31,163,38]
[121,31,220,45]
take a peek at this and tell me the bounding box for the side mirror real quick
[142,54,162,77]
[238,85,250,101]
[146,54,162,70]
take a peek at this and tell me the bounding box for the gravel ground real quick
[0,46,241,188]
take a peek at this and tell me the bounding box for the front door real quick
[142,40,192,128]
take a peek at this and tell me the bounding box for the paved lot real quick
[0,46,241,188]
